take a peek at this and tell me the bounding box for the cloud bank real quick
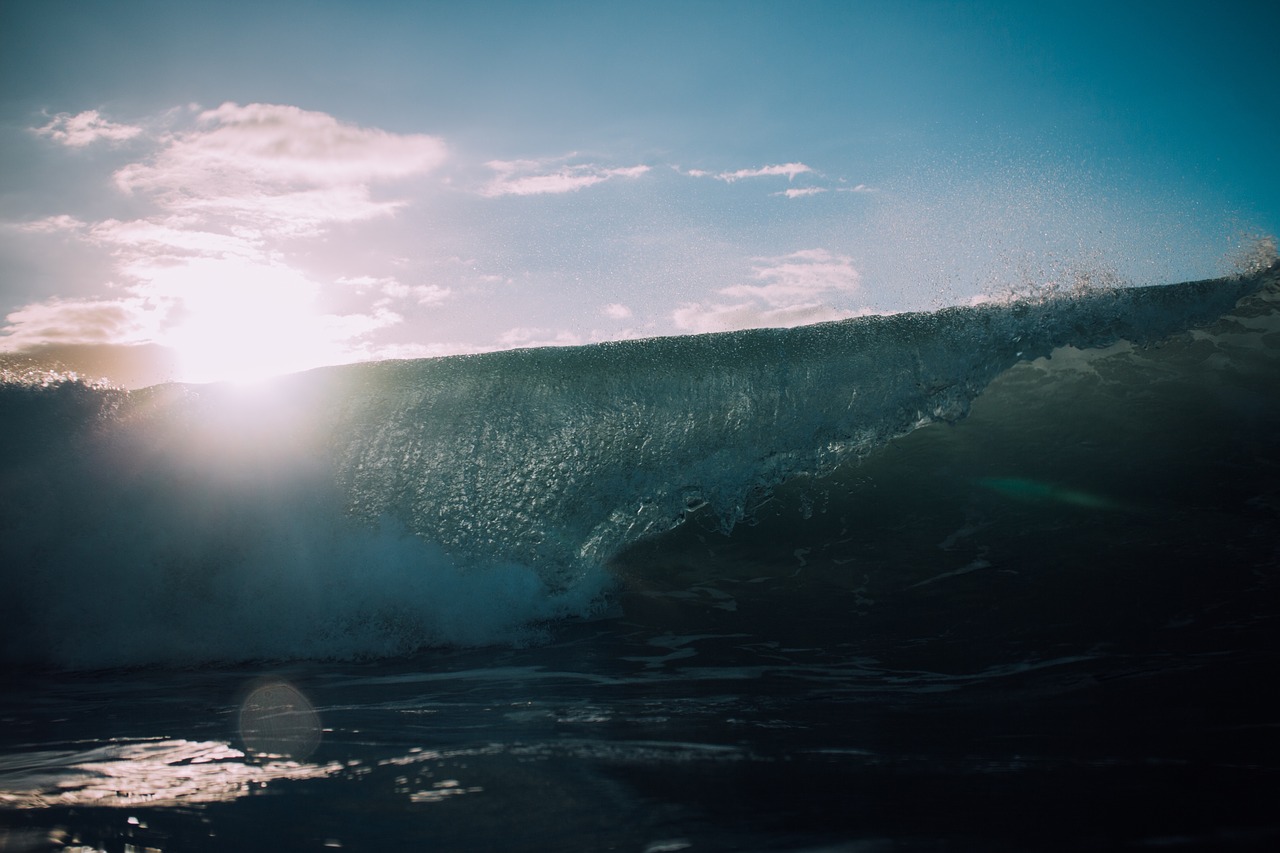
[6,102,881,382]
[5,104,450,381]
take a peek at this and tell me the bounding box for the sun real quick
[150,259,358,384]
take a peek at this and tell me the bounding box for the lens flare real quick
[238,681,322,760]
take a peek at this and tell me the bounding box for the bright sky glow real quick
[1,0,1276,386]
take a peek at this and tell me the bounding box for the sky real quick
[1,0,1277,385]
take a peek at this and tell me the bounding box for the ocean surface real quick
[2,264,1279,851]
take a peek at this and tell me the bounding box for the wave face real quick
[2,267,1276,668]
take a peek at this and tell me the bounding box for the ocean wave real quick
[2,264,1275,668]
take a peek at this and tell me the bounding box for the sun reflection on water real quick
[0,738,340,810]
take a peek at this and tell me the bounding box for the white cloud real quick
[672,301,871,334]
[837,183,876,193]
[177,185,408,234]
[716,162,812,183]
[496,327,584,348]
[720,249,861,306]
[337,275,391,290]
[1,296,164,348]
[34,110,144,147]
[379,280,452,306]
[774,187,827,199]
[117,102,446,192]
[672,249,868,333]
[111,103,446,236]
[602,303,632,319]
[12,214,89,234]
[368,340,490,361]
[89,218,264,260]
[482,159,650,197]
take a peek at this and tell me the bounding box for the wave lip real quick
[330,265,1270,576]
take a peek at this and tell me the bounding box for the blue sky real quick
[1,0,1276,383]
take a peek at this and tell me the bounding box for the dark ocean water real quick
[2,265,1278,851]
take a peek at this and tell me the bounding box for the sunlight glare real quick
[150,259,357,384]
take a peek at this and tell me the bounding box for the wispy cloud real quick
[377,280,452,306]
[774,187,827,199]
[482,158,650,196]
[12,214,89,234]
[716,162,812,183]
[602,303,632,319]
[185,186,409,235]
[672,301,869,334]
[721,249,861,305]
[34,110,144,147]
[89,218,264,260]
[337,275,394,290]
[678,163,871,198]
[496,326,584,348]
[672,249,868,334]
[335,275,451,306]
